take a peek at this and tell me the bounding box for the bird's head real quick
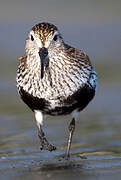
[25,22,63,79]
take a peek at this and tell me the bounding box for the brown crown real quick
[32,22,58,40]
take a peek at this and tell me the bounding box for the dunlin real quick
[16,22,97,158]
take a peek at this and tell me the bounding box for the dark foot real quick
[39,139,56,151]
[38,126,56,152]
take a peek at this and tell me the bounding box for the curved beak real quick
[38,47,49,79]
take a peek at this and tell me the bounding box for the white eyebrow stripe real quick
[30,30,43,48]
[44,31,59,48]
[30,30,60,48]
[51,31,59,40]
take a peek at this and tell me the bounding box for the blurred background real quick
[0,0,121,179]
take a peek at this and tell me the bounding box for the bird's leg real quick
[38,125,56,151]
[66,118,75,158]
[34,110,56,152]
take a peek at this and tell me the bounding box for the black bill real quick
[38,47,49,79]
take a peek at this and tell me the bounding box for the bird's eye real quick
[53,35,58,41]
[31,35,34,41]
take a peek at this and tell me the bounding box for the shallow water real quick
[0,57,121,180]
[0,0,121,177]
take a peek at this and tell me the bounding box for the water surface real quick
[0,12,121,179]
[0,57,121,180]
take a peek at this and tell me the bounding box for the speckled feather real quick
[16,22,97,115]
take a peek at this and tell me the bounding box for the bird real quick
[16,22,97,158]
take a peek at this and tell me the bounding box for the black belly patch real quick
[19,85,95,115]
[19,87,48,112]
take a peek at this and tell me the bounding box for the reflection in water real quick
[0,61,121,180]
